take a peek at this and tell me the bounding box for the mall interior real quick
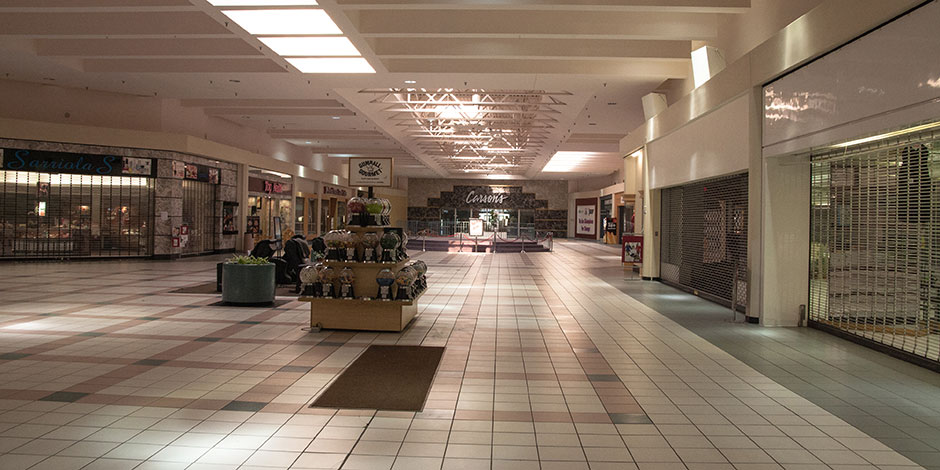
[0,0,939,469]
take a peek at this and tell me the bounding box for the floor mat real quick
[311,345,445,411]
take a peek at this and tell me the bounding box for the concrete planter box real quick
[221,263,275,305]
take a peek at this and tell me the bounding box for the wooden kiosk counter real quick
[298,225,425,332]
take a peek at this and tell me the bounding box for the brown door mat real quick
[311,345,445,411]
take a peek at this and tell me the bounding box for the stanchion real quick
[520,234,526,253]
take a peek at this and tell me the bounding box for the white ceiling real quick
[0,0,752,179]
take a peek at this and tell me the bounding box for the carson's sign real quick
[0,148,156,177]
[465,190,507,205]
[348,157,392,187]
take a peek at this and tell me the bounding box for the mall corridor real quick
[0,243,932,470]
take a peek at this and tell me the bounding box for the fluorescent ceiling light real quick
[209,0,318,5]
[259,37,360,57]
[222,9,341,35]
[287,57,374,73]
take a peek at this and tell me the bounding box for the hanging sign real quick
[348,157,393,187]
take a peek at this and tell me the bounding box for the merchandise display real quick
[344,231,360,262]
[380,231,401,262]
[365,198,383,225]
[339,267,356,299]
[395,265,417,300]
[299,264,319,296]
[376,268,396,300]
[380,198,392,225]
[323,230,345,261]
[411,260,428,292]
[347,197,367,226]
[318,265,336,298]
[360,232,380,263]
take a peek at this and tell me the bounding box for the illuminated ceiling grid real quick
[360,89,570,176]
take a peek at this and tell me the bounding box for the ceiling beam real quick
[355,10,718,39]
[83,58,285,73]
[337,0,749,13]
[382,58,690,77]
[203,107,356,116]
[34,38,262,57]
[0,12,231,36]
[369,38,691,59]
[184,99,345,108]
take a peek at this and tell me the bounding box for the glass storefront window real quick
[295,196,305,234]
[308,198,317,236]
[0,171,153,258]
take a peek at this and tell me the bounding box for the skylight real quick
[208,0,318,5]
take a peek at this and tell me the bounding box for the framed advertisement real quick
[622,235,643,264]
[348,157,393,187]
[575,197,598,239]
[468,218,484,237]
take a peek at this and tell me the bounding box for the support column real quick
[640,147,661,279]
[236,163,249,252]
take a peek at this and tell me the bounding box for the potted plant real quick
[222,255,275,305]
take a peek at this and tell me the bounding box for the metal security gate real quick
[809,126,940,363]
[660,173,748,309]
[181,180,215,255]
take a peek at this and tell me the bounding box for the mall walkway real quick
[0,243,930,469]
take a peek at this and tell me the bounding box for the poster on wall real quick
[575,198,598,239]
[172,161,186,179]
[468,218,484,237]
[221,202,238,234]
[246,216,260,234]
[348,157,393,187]
[122,157,152,176]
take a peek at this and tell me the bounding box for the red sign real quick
[264,180,285,194]
[622,235,643,264]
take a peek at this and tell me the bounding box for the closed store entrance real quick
[660,173,748,312]
[810,125,939,363]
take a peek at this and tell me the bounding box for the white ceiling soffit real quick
[0,0,753,178]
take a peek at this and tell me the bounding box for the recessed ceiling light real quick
[331,116,341,120]
[259,37,361,56]
[209,0,318,5]
[404,80,417,84]
[221,9,341,35]
[305,141,312,144]
[287,57,374,73]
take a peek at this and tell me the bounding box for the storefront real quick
[247,169,292,242]
[320,183,350,233]
[0,146,156,259]
[0,139,237,260]
[407,179,568,238]
[660,173,749,313]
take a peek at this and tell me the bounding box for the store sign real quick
[348,157,392,187]
[465,190,508,205]
[248,177,291,194]
[321,184,349,198]
[0,148,156,177]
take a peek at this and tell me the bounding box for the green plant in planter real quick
[227,255,270,265]
[222,255,275,304]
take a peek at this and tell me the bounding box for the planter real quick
[221,262,275,305]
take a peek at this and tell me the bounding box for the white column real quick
[236,163,249,252]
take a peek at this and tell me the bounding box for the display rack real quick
[298,225,424,332]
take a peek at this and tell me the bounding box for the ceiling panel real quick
[0,12,231,36]
[35,38,262,57]
[83,58,285,73]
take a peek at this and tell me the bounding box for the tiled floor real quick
[0,241,927,469]
[592,255,940,470]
